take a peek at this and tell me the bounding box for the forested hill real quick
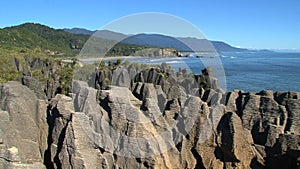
[0,23,90,57]
[0,23,152,59]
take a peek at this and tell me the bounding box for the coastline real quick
[77,56,152,63]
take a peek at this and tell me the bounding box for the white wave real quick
[166,60,182,64]
[149,59,164,62]
[221,55,237,59]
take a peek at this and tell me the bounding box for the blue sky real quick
[0,0,299,49]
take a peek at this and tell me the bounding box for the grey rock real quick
[95,69,112,90]
[224,90,240,112]
[239,93,261,130]
[1,60,300,169]
[21,75,50,100]
[111,66,130,88]
[0,128,3,144]
[4,147,21,162]
[155,85,167,112]
[265,134,300,169]
[285,99,300,134]
[72,80,88,94]
[45,94,102,169]
[0,81,47,168]
[216,112,255,168]
[265,124,280,147]
[70,77,300,168]
[201,89,217,103]
[258,90,274,98]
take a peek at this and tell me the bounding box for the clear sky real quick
[0,0,299,50]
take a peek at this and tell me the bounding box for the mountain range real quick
[0,22,270,62]
[64,27,269,53]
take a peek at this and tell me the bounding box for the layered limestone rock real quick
[68,78,299,168]
[0,65,299,168]
[45,93,104,169]
[0,81,47,169]
[71,74,299,169]
[14,57,73,100]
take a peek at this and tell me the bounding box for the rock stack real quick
[0,65,299,169]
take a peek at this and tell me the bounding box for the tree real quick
[115,59,122,66]
[98,61,106,69]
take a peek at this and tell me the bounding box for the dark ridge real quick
[175,141,182,152]
[44,106,61,169]
[132,83,143,100]
[250,157,265,169]
[284,111,293,133]
[191,147,206,169]
[216,113,241,163]
[164,100,174,111]
[98,96,112,122]
[235,91,244,117]
[53,119,70,169]
[251,121,267,145]
[224,92,231,106]
[157,93,166,112]
[143,161,150,168]
[201,90,211,102]
[136,157,142,163]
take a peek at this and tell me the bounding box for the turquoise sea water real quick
[127,52,300,92]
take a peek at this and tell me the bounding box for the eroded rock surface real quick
[0,81,47,169]
[0,65,299,169]
[69,77,300,169]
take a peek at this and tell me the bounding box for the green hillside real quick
[0,23,90,84]
[0,23,90,57]
[0,23,150,85]
[0,23,151,59]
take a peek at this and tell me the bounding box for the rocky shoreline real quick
[0,63,299,169]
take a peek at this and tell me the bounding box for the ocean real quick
[126,52,300,92]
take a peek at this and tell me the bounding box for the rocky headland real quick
[0,61,299,169]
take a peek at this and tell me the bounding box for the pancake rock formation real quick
[0,66,299,169]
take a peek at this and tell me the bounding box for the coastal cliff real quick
[0,64,299,169]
